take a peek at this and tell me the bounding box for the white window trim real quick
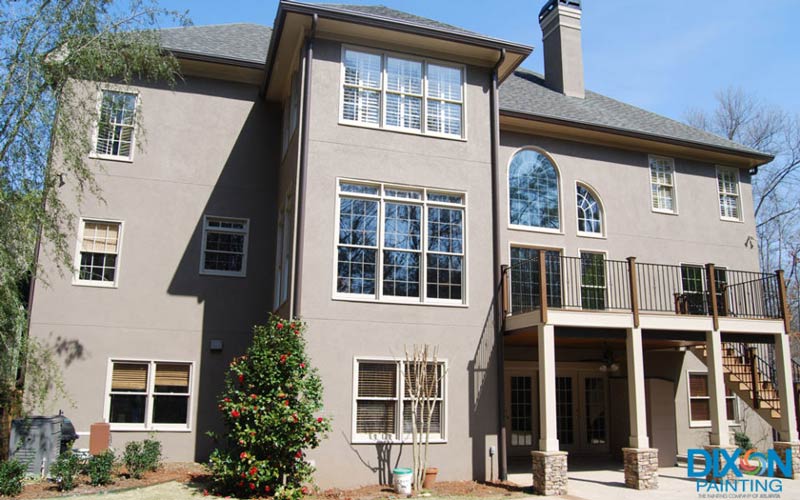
[686,370,738,428]
[506,146,564,234]
[72,217,124,288]
[575,181,607,239]
[338,45,467,141]
[199,215,250,278]
[648,155,678,215]
[103,358,194,432]
[332,178,468,307]
[716,165,743,223]
[506,242,566,316]
[577,249,608,310]
[351,357,448,444]
[273,194,294,310]
[89,87,139,163]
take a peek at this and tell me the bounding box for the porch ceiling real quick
[503,326,705,349]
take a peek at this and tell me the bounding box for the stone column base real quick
[774,442,800,479]
[531,450,568,496]
[622,448,658,490]
[703,445,738,482]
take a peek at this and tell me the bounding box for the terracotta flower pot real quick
[422,467,439,489]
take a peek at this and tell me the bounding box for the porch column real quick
[531,324,567,496]
[773,332,800,479]
[705,330,730,446]
[623,327,658,490]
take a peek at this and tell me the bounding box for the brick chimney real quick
[539,0,584,98]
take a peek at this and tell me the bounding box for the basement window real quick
[687,372,737,426]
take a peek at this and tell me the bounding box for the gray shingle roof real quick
[500,69,765,157]
[315,4,482,37]
[159,23,271,65]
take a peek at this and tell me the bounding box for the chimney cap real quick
[539,0,582,23]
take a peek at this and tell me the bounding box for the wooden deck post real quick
[500,264,510,316]
[538,249,548,324]
[627,257,640,328]
[776,270,791,334]
[706,263,719,331]
[747,347,761,409]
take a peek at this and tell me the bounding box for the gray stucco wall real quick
[27,76,278,461]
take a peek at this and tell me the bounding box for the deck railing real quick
[501,251,787,324]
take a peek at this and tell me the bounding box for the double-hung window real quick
[688,372,736,425]
[509,246,562,313]
[649,156,676,213]
[335,180,465,304]
[75,219,122,287]
[93,90,137,160]
[106,360,192,430]
[354,359,446,442]
[717,166,741,221]
[201,216,249,277]
[580,252,606,310]
[341,48,464,138]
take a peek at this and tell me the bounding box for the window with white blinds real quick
[649,156,676,213]
[93,90,137,160]
[354,359,446,442]
[75,219,122,286]
[107,360,192,430]
[341,47,465,138]
[716,166,741,221]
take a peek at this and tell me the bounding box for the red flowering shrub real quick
[207,315,331,499]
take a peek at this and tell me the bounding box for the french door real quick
[504,371,537,456]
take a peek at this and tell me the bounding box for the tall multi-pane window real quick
[354,359,445,442]
[717,167,741,221]
[94,90,137,160]
[341,48,464,138]
[576,184,602,235]
[273,199,294,309]
[75,220,122,286]
[335,181,465,304]
[201,216,249,277]
[508,149,560,230]
[649,156,676,213]
[509,246,562,313]
[688,372,736,425]
[580,252,606,310]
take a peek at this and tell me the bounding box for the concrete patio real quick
[508,456,800,499]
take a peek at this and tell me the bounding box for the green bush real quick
[123,442,148,479]
[206,315,330,499]
[0,459,26,496]
[142,439,162,471]
[86,450,115,486]
[735,431,754,451]
[50,451,82,491]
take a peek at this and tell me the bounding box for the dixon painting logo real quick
[687,447,791,496]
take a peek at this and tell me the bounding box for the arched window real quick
[508,149,560,229]
[576,184,603,235]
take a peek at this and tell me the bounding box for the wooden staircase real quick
[691,343,787,429]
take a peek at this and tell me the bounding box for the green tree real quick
[207,316,331,499]
[0,0,187,443]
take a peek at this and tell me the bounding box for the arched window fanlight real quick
[508,149,560,230]
[576,184,603,235]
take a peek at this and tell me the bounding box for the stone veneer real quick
[702,445,739,482]
[774,441,800,479]
[531,450,568,496]
[622,448,658,490]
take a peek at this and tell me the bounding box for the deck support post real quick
[774,332,799,443]
[705,330,730,446]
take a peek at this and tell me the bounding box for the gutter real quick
[168,49,265,70]
[499,109,775,166]
[490,48,508,482]
[289,13,317,319]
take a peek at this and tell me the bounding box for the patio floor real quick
[507,455,800,499]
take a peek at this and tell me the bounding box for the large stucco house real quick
[27,0,800,494]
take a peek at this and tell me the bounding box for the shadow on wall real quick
[158,77,280,461]
[342,431,403,485]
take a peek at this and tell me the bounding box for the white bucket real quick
[393,468,413,495]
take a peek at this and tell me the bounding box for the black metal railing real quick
[502,254,785,321]
[721,341,779,411]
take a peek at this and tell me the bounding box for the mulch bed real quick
[15,462,205,499]
[314,481,528,500]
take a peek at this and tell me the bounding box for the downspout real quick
[490,48,507,481]
[290,13,317,319]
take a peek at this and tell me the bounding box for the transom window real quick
[354,359,446,442]
[336,180,466,304]
[688,372,736,425]
[649,156,676,213]
[75,219,122,287]
[717,167,741,221]
[93,90,137,160]
[508,149,560,230]
[201,216,249,277]
[341,48,464,138]
[576,184,603,235]
[106,360,192,430]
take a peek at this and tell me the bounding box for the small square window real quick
[201,216,249,277]
[74,219,122,287]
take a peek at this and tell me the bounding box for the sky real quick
[158,0,800,122]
